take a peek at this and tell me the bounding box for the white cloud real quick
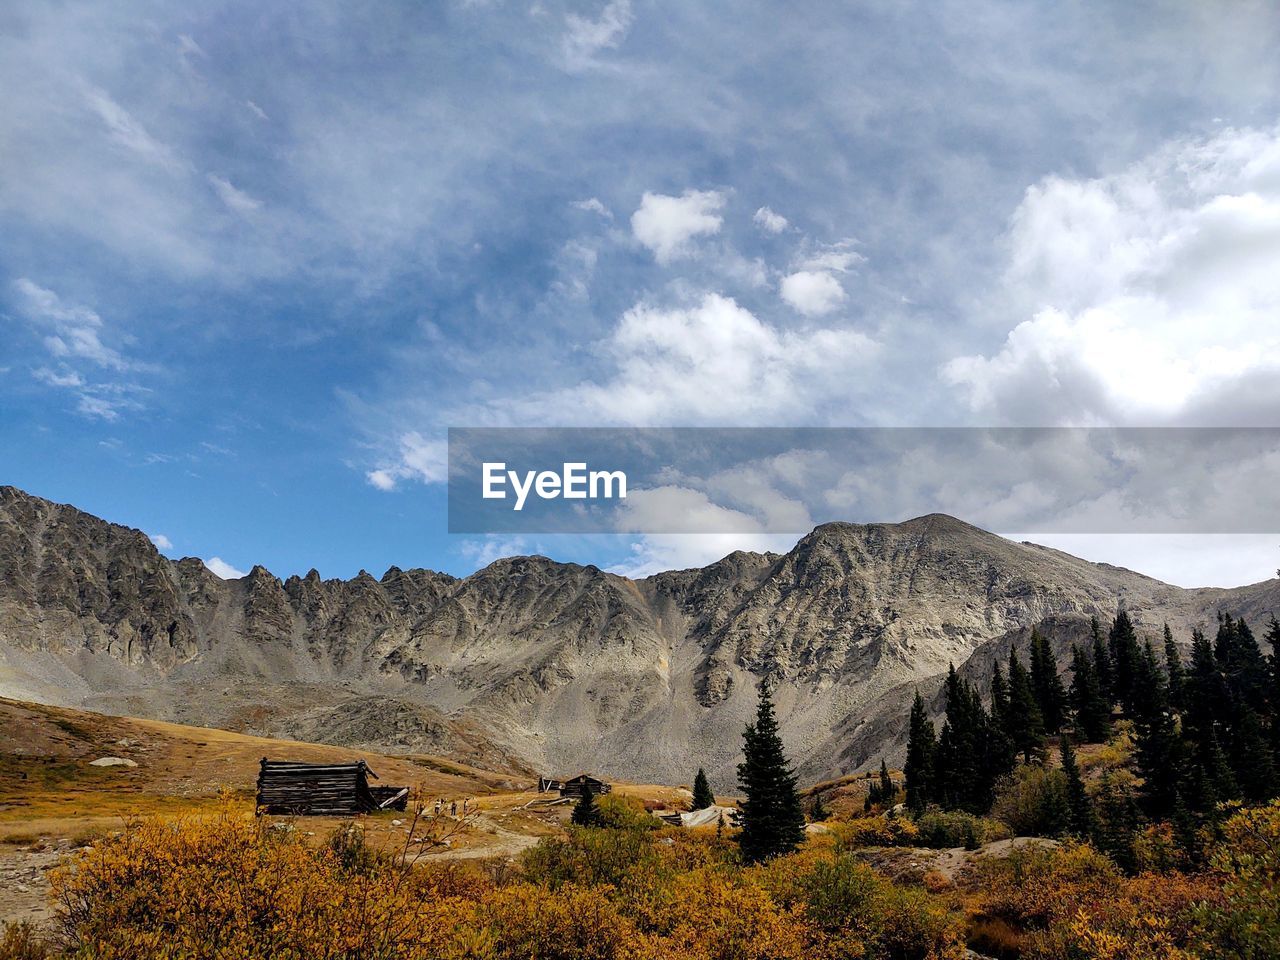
[459,535,536,569]
[208,174,262,213]
[779,270,846,316]
[945,125,1280,425]
[365,431,448,490]
[176,34,206,60]
[1008,533,1280,589]
[149,533,174,550]
[797,239,865,274]
[32,367,85,388]
[11,279,151,420]
[631,190,725,264]
[538,293,876,424]
[571,197,612,219]
[84,86,184,172]
[204,556,247,579]
[13,279,127,369]
[609,486,799,577]
[753,206,788,233]
[245,100,269,121]
[562,0,633,68]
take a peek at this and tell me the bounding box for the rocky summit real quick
[1,484,1276,789]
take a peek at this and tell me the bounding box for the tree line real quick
[904,609,1280,864]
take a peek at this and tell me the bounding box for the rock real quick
[2,483,1277,789]
[89,757,137,768]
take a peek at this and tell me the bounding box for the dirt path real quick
[0,844,64,926]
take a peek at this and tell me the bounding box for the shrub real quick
[783,854,966,959]
[830,815,920,849]
[991,766,1070,837]
[913,809,1009,849]
[475,882,647,960]
[0,923,51,960]
[521,826,660,889]
[596,794,661,832]
[1191,800,1280,959]
[968,840,1219,959]
[48,807,490,959]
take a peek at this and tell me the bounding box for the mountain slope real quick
[1,485,1276,788]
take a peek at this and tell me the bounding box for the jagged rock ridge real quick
[1,485,1276,788]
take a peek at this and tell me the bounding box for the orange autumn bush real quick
[50,809,490,959]
[967,840,1221,960]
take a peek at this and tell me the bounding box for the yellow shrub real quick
[49,808,488,959]
[829,816,920,849]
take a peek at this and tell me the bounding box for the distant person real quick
[450,800,457,817]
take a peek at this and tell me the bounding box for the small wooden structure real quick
[559,773,611,799]
[538,776,564,793]
[256,758,407,816]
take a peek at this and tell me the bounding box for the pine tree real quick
[1109,609,1141,713]
[1030,629,1067,733]
[692,767,715,810]
[1091,616,1114,705]
[809,793,830,822]
[1133,672,1180,821]
[1069,644,1111,743]
[571,789,601,826]
[1060,736,1095,839]
[1093,772,1140,873]
[878,759,896,806]
[1007,649,1046,764]
[1164,624,1186,712]
[1229,706,1276,802]
[736,681,806,862]
[904,692,936,814]
[1267,617,1280,768]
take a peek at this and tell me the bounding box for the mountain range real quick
[2,484,1276,789]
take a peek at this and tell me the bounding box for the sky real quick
[3,0,1280,588]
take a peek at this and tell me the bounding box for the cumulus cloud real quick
[631,190,725,263]
[753,206,788,233]
[945,125,1280,425]
[366,431,448,490]
[204,556,247,579]
[779,270,846,316]
[149,533,174,550]
[562,0,633,68]
[542,293,876,424]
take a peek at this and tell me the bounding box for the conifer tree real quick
[571,788,601,826]
[1108,609,1141,713]
[1069,644,1111,743]
[991,661,1010,727]
[1060,736,1095,839]
[1267,617,1280,765]
[1030,629,1067,733]
[1093,772,1139,873]
[736,681,806,862]
[1229,706,1276,802]
[692,767,715,810]
[904,692,936,814]
[1133,670,1180,821]
[1007,649,1046,764]
[1091,616,1114,704]
[1164,624,1186,712]
[878,759,896,806]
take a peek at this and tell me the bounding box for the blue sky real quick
[3,1,1280,587]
